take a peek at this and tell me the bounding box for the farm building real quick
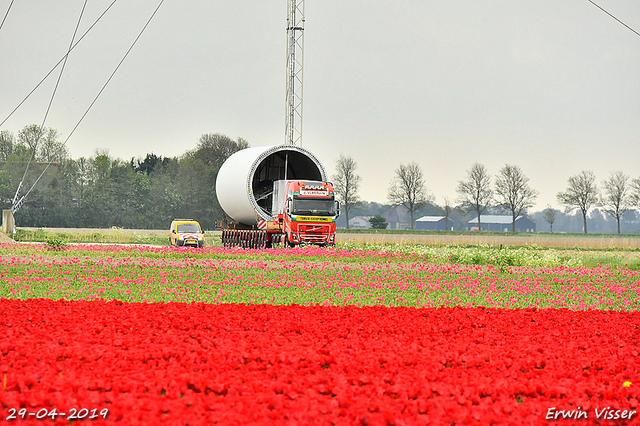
[348,216,372,229]
[467,215,536,232]
[381,206,411,230]
[415,216,453,231]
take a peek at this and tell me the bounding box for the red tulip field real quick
[1,243,640,425]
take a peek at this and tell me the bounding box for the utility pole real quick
[285,0,304,146]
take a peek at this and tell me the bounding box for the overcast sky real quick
[1,0,638,211]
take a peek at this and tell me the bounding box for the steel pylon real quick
[285,0,304,146]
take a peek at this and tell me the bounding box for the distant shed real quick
[348,216,372,229]
[467,215,536,232]
[415,216,452,231]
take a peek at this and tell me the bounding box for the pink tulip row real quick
[1,243,639,310]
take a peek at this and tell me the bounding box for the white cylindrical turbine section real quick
[216,145,326,226]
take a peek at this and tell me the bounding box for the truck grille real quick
[298,223,330,244]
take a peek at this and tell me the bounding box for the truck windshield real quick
[177,223,201,233]
[292,197,336,216]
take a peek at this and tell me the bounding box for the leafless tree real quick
[440,196,454,232]
[630,177,640,208]
[600,171,630,234]
[387,162,432,230]
[557,170,598,234]
[456,163,493,231]
[494,164,538,232]
[543,204,556,233]
[332,154,360,229]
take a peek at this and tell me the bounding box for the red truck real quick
[220,179,339,248]
[280,180,339,246]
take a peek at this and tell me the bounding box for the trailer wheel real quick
[271,233,283,248]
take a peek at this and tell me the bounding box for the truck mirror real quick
[335,201,340,218]
[286,198,292,215]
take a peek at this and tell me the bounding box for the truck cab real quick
[279,180,339,246]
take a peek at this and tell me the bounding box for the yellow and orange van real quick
[169,219,205,247]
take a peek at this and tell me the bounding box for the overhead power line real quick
[12,0,166,214]
[587,0,640,37]
[0,0,118,128]
[12,0,90,214]
[42,0,89,128]
[0,0,15,31]
[61,0,165,146]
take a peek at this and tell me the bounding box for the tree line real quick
[2,124,639,234]
[0,125,247,230]
[332,156,640,234]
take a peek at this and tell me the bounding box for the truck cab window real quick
[292,198,336,216]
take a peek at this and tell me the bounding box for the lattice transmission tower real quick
[285,0,304,146]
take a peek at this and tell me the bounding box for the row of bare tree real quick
[332,155,640,234]
[2,124,637,234]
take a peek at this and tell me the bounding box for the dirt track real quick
[8,228,640,250]
[335,232,640,250]
[18,227,168,236]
